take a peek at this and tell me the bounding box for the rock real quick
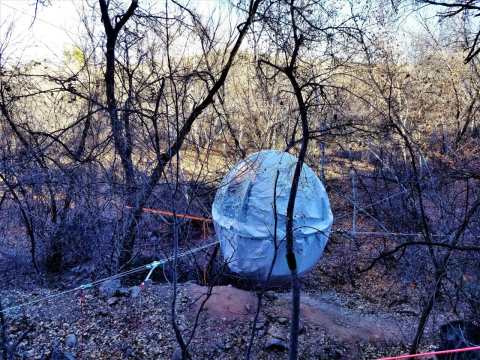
[65,334,77,348]
[186,284,256,321]
[317,346,344,360]
[24,349,35,357]
[107,297,119,306]
[264,337,288,351]
[99,279,121,298]
[264,324,288,351]
[116,287,130,297]
[277,317,288,325]
[171,348,183,360]
[129,286,141,298]
[299,322,306,334]
[255,320,265,330]
[264,291,277,301]
[221,340,233,350]
[268,324,286,338]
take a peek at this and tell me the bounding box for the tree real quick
[254,0,361,357]
[419,0,480,63]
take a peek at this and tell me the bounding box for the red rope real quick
[378,345,480,359]
[126,205,212,239]
[126,205,212,222]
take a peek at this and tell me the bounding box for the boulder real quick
[116,287,130,297]
[129,286,141,298]
[107,297,119,306]
[65,334,77,348]
[264,324,288,351]
[187,284,256,321]
[99,279,121,298]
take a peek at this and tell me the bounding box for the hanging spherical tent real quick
[212,150,333,281]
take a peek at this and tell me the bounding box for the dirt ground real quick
[0,275,441,360]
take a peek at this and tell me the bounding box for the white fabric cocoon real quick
[212,150,333,280]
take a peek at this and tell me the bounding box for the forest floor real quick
[0,264,443,360]
[0,168,455,359]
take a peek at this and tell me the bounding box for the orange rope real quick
[126,205,212,223]
[126,205,212,239]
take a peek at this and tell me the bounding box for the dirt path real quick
[1,281,420,359]
[185,284,413,359]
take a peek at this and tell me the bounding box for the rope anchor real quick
[141,260,163,287]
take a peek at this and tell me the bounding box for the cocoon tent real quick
[212,150,333,281]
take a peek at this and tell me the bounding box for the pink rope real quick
[378,345,480,360]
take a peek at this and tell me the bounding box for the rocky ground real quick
[1,275,438,360]
[0,228,449,360]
